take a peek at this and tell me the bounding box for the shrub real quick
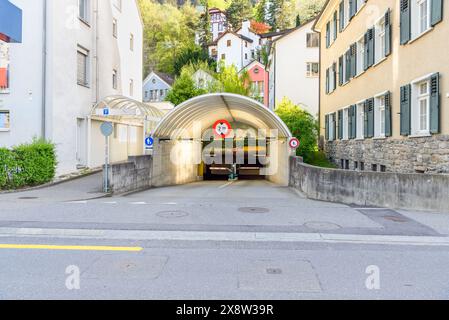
[0,139,57,190]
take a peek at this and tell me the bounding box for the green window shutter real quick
[430,73,440,133]
[325,115,329,140]
[338,110,343,139]
[332,63,337,91]
[350,43,357,77]
[349,105,357,139]
[349,0,355,20]
[363,32,369,70]
[339,1,345,32]
[385,9,392,56]
[338,56,343,86]
[431,0,443,26]
[326,68,329,94]
[332,112,337,140]
[385,92,392,137]
[400,0,411,45]
[333,11,338,40]
[364,101,369,138]
[345,49,351,82]
[368,28,375,67]
[367,98,375,138]
[400,84,411,136]
[348,108,353,139]
[326,22,330,47]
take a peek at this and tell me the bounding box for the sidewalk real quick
[0,172,106,203]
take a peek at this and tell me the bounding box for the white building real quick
[0,0,143,174]
[267,19,320,116]
[191,69,216,90]
[209,7,227,42]
[209,21,261,71]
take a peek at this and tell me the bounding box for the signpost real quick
[100,122,114,193]
[145,136,154,150]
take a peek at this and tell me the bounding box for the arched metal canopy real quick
[91,95,165,120]
[152,93,292,139]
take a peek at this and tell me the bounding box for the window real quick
[0,110,10,131]
[356,36,365,75]
[372,164,378,172]
[356,102,365,139]
[218,23,223,32]
[360,162,365,171]
[418,0,430,33]
[221,54,226,60]
[306,62,319,77]
[326,63,337,93]
[113,0,122,10]
[227,40,231,47]
[160,89,164,98]
[342,108,349,140]
[149,90,154,101]
[130,34,134,51]
[245,53,248,60]
[112,69,117,89]
[113,18,118,38]
[79,0,90,23]
[306,33,319,47]
[77,47,89,86]
[129,79,134,96]
[375,95,386,138]
[328,113,336,141]
[375,17,386,63]
[417,80,430,133]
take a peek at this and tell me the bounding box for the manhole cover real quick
[383,215,407,222]
[266,268,282,275]
[238,207,270,214]
[156,211,189,218]
[18,197,38,200]
[304,221,341,231]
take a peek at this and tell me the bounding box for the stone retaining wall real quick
[290,157,449,212]
[106,155,152,194]
[325,135,449,174]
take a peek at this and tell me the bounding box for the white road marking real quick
[1,227,449,247]
[130,202,147,205]
[218,181,235,189]
[66,201,87,204]
[103,201,117,204]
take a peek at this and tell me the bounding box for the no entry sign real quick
[289,137,300,150]
[213,120,232,138]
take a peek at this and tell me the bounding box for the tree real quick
[198,0,212,50]
[296,0,326,23]
[173,45,216,76]
[254,0,268,23]
[226,0,253,30]
[295,14,301,27]
[166,67,208,106]
[215,63,251,96]
[275,98,318,160]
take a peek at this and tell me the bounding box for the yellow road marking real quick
[0,244,143,252]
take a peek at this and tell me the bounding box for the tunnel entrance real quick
[150,93,294,187]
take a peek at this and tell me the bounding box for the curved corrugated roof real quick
[152,93,292,139]
[91,95,165,120]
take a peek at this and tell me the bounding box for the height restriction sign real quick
[213,120,232,138]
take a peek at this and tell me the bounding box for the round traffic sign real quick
[100,122,114,137]
[289,137,300,149]
[213,120,232,138]
[145,137,154,147]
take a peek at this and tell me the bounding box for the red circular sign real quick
[289,137,300,149]
[213,120,232,138]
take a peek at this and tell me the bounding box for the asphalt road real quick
[1,179,449,299]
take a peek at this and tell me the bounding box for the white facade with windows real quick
[0,0,143,174]
[267,19,319,116]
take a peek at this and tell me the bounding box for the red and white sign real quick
[213,120,232,138]
[289,137,300,149]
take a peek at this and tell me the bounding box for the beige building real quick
[314,0,448,173]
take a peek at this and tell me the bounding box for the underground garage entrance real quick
[150,93,294,187]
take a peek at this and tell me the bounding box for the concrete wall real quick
[265,139,292,186]
[107,155,152,194]
[151,139,201,188]
[290,156,449,212]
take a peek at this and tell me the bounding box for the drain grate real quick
[156,211,189,218]
[266,268,282,275]
[17,197,38,200]
[383,215,407,222]
[304,221,341,231]
[238,207,270,214]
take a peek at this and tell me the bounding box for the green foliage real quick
[215,63,251,96]
[254,0,268,23]
[173,45,216,76]
[305,151,337,168]
[296,0,326,23]
[275,98,318,160]
[138,0,200,75]
[166,67,208,106]
[0,139,57,190]
[198,0,212,50]
[226,0,254,30]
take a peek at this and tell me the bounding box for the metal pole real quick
[104,136,109,193]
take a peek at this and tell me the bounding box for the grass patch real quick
[303,151,337,169]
